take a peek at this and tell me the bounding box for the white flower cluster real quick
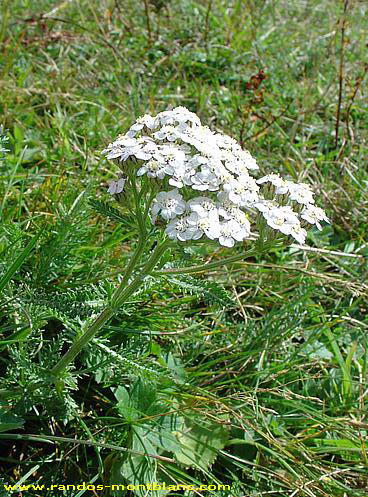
[103,107,329,247]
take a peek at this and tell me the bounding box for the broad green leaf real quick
[0,411,24,433]
[134,410,184,453]
[129,379,157,414]
[111,436,169,497]
[115,381,184,453]
[114,455,169,497]
[174,418,229,470]
[114,386,130,405]
[303,340,333,360]
[115,386,141,423]
[13,124,24,152]
[314,438,360,449]
[163,353,187,384]
[312,438,363,461]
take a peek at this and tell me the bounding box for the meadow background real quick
[0,0,367,496]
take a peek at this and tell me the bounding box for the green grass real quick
[0,0,367,496]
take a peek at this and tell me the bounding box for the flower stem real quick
[154,250,257,275]
[113,238,170,307]
[51,239,170,378]
[51,307,115,378]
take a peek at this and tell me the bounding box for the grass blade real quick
[0,229,42,294]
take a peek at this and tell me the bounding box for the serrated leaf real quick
[166,275,235,307]
[115,380,184,453]
[89,199,126,224]
[174,418,229,470]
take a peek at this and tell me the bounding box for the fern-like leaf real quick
[89,199,127,224]
[164,274,235,307]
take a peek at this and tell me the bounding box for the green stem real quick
[51,307,115,377]
[154,250,256,275]
[129,172,146,238]
[113,238,170,307]
[118,235,146,289]
[51,239,170,377]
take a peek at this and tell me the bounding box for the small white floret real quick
[301,204,329,230]
[151,189,187,221]
[108,177,126,194]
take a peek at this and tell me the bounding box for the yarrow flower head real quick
[102,107,329,247]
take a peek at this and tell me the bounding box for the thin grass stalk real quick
[143,0,152,45]
[204,0,213,52]
[335,0,349,149]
